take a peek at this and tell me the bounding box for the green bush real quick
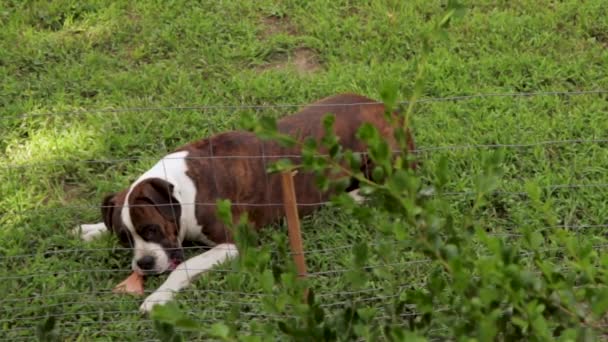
[149,3,608,341]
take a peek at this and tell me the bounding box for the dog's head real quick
[102,178,184,275]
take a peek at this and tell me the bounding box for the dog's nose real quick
[136,256,156,271]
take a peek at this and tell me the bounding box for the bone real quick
[113,272,145,296]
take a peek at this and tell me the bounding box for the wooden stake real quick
[280,171,308,279]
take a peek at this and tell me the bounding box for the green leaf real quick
[259,116,278,133]
[380,80,399,112]
[237,112,257,131]
[591,288,608,316]
[329,143,340,158]
[387,169,414,193]
[478,314,497,341]
[210,323,231,339]
[306,287,316,306]
[151,302,182,324]
[428,269,446,294]
[529,231,544,250]
[153,321,183,342]
[315,174,330,191]
[407,289,433,313]
[37,316,57,342]
[303,137,317,150]
[275,293,288,312]
[370,140,390,163]
[356,307,377,322]
[356,123,378,142]
[267,159,294,173]
[435,156,449,189]
[278,321,292,334]
[531,315,549,338]
[174,318,200,331]
[524,181,542,203]
[438,10,455,28]
[313,305,325,324]
[393,223,408,241]
[259,269,275,292]
[275,133,297,147]
[557,328,578,341]
[346,269,367,288]
[478,286,497,305]
[241,336,263,342]
[433,28,450,43]
[352,242,368,267]
[400,331,427,342]
[261,296,280,314]
[345,150,361,170]
[443,244,458,260]
[42,316,56,333]
[511,316,529,331]
[372,166,385,182]
[448,0,466,18]
[322,114,336,132]
[226,273,242,290]
[412,77,425,99]
[216,199,233,225]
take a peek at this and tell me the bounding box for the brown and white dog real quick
[76,93,416,313]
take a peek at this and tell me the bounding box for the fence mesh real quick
[1,90,607,340]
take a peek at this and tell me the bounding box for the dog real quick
[76,93,416,313]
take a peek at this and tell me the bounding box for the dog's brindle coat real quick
[77,93,416,313]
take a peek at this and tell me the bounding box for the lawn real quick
[1,0,608,340]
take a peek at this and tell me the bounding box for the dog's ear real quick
[101,193,117,232]
[139,178,181,224]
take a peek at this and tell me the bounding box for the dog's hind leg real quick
[348,189,365,203]
[73,222,108,241]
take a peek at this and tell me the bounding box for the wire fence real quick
[2,89,608,340]
[3,89,607,120]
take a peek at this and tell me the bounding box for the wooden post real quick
[280,171,308,280]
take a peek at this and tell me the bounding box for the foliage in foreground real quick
[148,5,608,341]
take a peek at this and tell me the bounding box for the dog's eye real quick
[118,230,133,247]
[140,224,160,241]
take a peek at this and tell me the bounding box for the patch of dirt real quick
[258,48,321,74]
[257,15,320,73]
[260,15,298,38]
[43,182,84,206]
[590,31,608,48]
[44,182,84,204]
[62,183,83,203]
[292,48,321,73]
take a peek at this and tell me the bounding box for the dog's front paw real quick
[348,189,365,204]
[73,223,107,242]
[140,290,174,314]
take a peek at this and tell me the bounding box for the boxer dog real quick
[76,93,416,313]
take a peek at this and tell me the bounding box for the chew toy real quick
[113,272,145,296]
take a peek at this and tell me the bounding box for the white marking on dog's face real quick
[121,151,189,275]
[116,150,216,274]
[130,236,171,275]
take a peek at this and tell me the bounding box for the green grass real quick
[1,0,608,339]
